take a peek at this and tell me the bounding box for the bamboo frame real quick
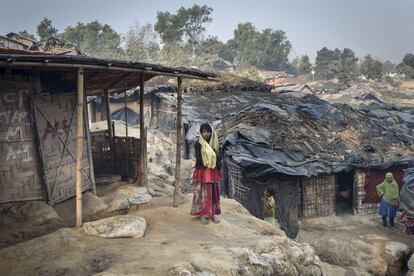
[173,77,183,207]
[76,67,84,227]
[139,73,146,186]
[84,91,96,195]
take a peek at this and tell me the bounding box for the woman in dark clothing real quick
[190,123,222,224]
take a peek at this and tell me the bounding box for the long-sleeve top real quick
[264,196,276,218]
[194,141,222,170]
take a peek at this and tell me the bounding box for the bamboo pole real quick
[173,77,183,207]
[83,91,96,195]
[105,90,113,139]
[139,73,146,186]
[124,81,129,179]
[104,89,114,171]
[76,67,84,227]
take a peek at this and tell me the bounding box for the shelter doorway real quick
[336,170,355,215]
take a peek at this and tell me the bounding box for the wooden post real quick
[124,81,129,179]
[173,77,183,207]
[105,90,114,170]
[76,67,84,227]
[83,91,97,195]
[139,73,146,186]
[105,90,113,139]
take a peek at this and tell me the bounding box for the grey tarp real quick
[233,174,299,239]
[400,168,414,216]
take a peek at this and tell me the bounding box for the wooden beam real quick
[139,73,146,186]
[76,67,84,227]
[104,89,115,172]
[124,81,129,179]
[173,77,183,207]
[84,90,96,195]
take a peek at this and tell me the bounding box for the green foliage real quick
[360,55,383,80]
[157,43,190,67]
[383,60,396,74]
[291,55,312,75]
[155,5,212,46]
[37,17,58,40]
[155,4,213,65]
[61,21,122,59]
[124,22,160,63]
[315,47,358,84]
[18,30,36,40]
[228,22,291,70]
[239,67,266,83]
[397,53,414,79]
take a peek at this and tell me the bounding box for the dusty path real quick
[0,195,322,276]
[298,214,414,275]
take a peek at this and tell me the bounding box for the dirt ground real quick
[0,194,323,276]
[298,213,414,275]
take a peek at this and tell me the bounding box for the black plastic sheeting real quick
[224,132,414,178]
[400,168,414,216]
[234,174,300,239]
[111,107,140,126]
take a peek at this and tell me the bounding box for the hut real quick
[0,51,214,225]
[150,88,414,237]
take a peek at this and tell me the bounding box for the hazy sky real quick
[2,0,413,62]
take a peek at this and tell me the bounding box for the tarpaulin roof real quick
[400,168,414,216]
[157,90,414,177]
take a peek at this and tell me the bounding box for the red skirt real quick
[190,167,221,218]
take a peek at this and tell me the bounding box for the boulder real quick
[83,215,146,238]
[385,241,410,259]
[17,201,59,225]
[103,185,152,206]
[385,241,410,276]
[104,196,130,213]
[114,185,152,205]
[408,253,414,272]
[82,192,108,217]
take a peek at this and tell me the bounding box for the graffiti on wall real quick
[42,119,70,140]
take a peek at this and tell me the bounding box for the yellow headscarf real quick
[199,125,219,169]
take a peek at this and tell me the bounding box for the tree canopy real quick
[37,17,58,41]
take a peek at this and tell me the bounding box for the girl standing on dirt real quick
[190,123,222,224]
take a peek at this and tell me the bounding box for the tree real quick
[291,55,312,75]
[61,21,122,59]
[383,60,396,74]
[154,11,185,44]
[315,47,340,80]
[360,55,383,80]
[397,53,414,79]
[229,22,291,70]
[155,5,213,65]
[178,4,213,59]
[18,30,36,40]
[37,17,58,40]
[315,47,357,83]
[337,48,358,84]
[124,22,160,63]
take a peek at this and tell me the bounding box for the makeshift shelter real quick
[0,52,215,225]
[151,88,414,237]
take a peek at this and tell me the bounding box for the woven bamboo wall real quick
[0,79,43,203]
[33,93,93,204]
[354,169,378,215]
[226,157,248,202]
[302,175,336,217]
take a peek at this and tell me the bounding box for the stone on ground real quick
[82,192,109,217]
[83,215,146,238]
[17,201,59,225]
